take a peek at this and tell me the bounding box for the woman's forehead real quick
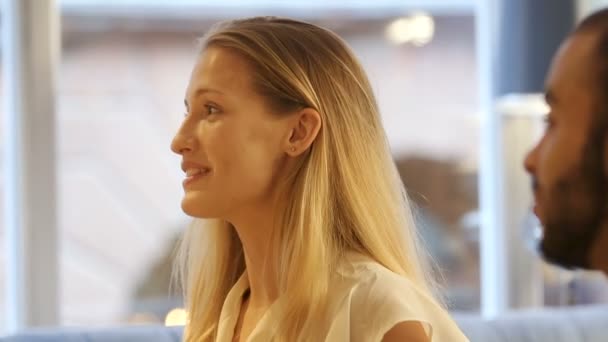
[187,47,255,98]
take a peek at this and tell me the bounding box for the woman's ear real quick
[284,108,322,156]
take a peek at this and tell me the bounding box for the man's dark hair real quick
[576,8,608,116]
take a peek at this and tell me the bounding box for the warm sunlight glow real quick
[165,308,188,326]
[386,13,435,46]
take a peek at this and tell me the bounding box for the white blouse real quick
[215,253,470,341]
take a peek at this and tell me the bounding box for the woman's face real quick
[171,46,292,220]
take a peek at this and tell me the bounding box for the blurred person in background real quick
[171,17,468,342]
[525,8,608,275]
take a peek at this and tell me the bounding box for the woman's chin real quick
[181,197,219,219]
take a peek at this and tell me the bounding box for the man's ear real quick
[284,108,322,156]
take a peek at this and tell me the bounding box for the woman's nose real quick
[171,125,196,155]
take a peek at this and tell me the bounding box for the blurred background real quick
[1,0,608,335]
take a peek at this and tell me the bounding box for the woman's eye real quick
[205,105,220,115]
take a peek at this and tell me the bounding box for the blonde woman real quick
[171,17,469,342]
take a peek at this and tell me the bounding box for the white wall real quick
[578,0,608,19]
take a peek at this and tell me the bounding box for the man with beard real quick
[524,8,608,274]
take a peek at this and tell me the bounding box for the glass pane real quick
[57,6,480,327]
[58,21,192,326]
[0,37,5,332]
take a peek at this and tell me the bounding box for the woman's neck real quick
[230,203,280,309]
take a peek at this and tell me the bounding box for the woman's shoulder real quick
[329,252,469,342]
[336,252,436,313]
[337,252,422,292]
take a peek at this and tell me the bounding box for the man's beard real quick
[539,128,608,269]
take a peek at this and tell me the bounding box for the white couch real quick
[2,305,607,341]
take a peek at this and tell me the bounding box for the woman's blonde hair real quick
[175,16,441,342]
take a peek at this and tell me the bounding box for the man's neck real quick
[589,221,608,275]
